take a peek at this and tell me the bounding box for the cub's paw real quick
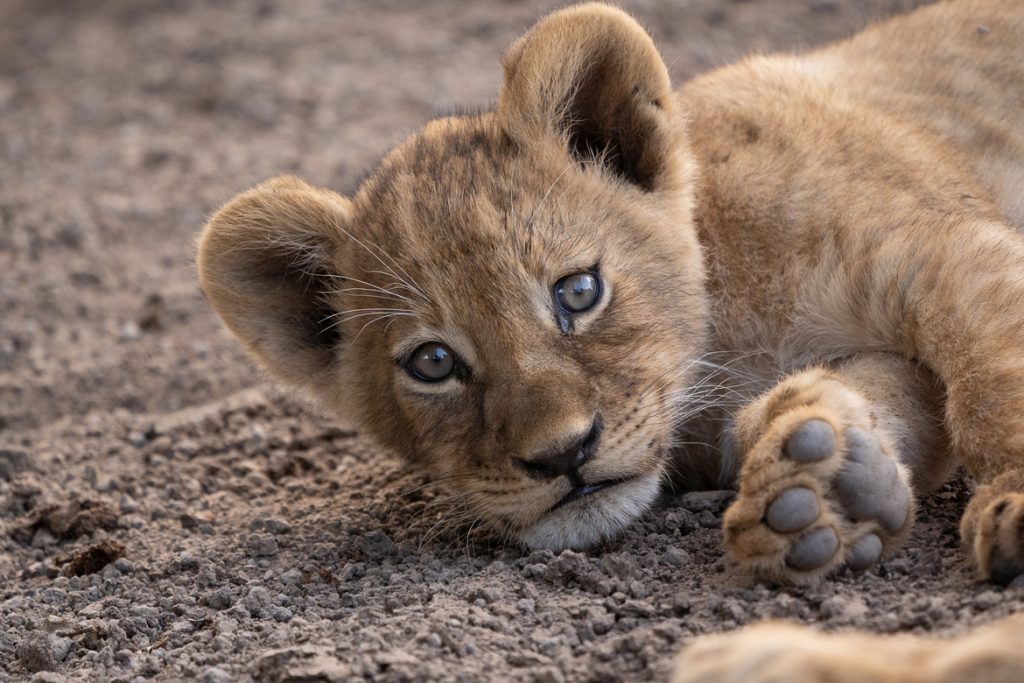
[725,413,914,583]
[961,470,1024,584]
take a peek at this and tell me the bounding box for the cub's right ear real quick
[498,3,683,193]
[197,175,349,396]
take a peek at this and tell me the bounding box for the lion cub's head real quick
[198,4,707,549]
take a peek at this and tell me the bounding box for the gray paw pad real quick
[846,533,883,571]
[784,420,835,463]
[786,526,839,570]
[766,487,820,533]
[834,428,910,533]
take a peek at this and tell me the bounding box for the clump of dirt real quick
[14,500,120,544]
[56,540,127,578]
[5,0,1020,681]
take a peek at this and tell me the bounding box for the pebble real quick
[244,586,272,616]
[247,534,279,557]
[976,591,1001,609]
[603,554,634,579]
[264,517,293,535]
[820,595,868,622]
[17,633,70,673]
[663,548,690,567]
[206,586,236,610]
[114,558,136,574]
[200,667,232,683]
[29,674,65,683]
[268,606,293,622]
[280,569,303,585]
[119,321,142,341]
[361,530,394,560]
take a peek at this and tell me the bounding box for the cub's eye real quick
[554,271,601,313]
[406,342,455,382]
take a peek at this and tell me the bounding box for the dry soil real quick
[3,1,1024,682]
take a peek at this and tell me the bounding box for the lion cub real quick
[199,1,1024,678]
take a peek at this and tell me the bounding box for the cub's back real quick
[829,0,1024,227]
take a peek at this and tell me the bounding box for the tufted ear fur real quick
[497,3,680,192]
[197,175,349,396]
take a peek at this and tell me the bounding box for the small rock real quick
[119,321,142,341]
[663,548,690,567]
[618,600,653,618]
[976,590,1001,609]
[361,530,394,560]
[280,569,303,585]
[114,558,136,573]
[30,673,65,683]
[200,668,232,683]
[603,554,634,579]
[678,490,735,512]
[264,517,293,535]
[543,550,587,584]
[119,494,140,514]
[247,533,278,557]
[268,605,293,622]
[820,595,868,622]
[56,222,84,248]
[244,586,272,616]
[178,551,199,569]
[0,447,29,480]
[17,633,69,673]
[206,586,236,610]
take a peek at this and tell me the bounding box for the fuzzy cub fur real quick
[199,1,1024,678]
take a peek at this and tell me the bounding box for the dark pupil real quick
[411,343,454,381]
[558,273,598,312]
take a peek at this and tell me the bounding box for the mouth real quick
[517,470,663,550]
[551,476,636,511]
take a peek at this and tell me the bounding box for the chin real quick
[516,471,663,550]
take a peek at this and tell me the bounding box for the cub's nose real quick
[515,418,602,479]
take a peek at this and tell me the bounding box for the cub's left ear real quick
[498,3,683,192]
[197,175,351,398]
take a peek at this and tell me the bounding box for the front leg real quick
[724,354,949,582]
[673,614,1024,683]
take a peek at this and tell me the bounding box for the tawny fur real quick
[198,1,1024,678]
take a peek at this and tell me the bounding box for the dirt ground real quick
[3,0,1024,681]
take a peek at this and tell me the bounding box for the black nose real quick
[515,418,602,479]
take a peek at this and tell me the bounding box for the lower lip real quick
[551,478,631,511]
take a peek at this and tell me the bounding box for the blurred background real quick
[0,0,929,433]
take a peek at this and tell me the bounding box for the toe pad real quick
[846,533,883,571]
[786,526,839,570]
[784,420,835,463]
[766,487,820,533]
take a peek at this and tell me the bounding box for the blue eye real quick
[407,342,455,382]
[555,272,601,313]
